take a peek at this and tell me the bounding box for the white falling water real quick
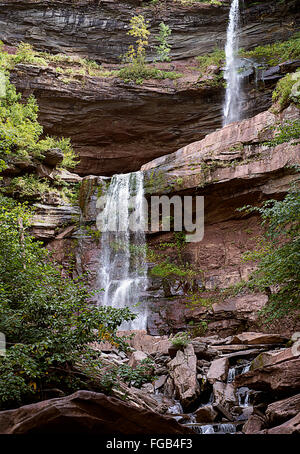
[223,0,242,125]
[96,171,148,330]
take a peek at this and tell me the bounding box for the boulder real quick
[251,347,296,370]
[235,358,300,395]
[207,357,229,384]
[259,413,300,435]
[291,332,300,342]
[213,382,237,411]
[195,405,218,423]
[128,351,148,368]
[120,331,171,355]
[0,391,192,434]
[192,341,218,360]
[43,148,64,167]
[229,332,288,345]
[154,375,168,391]
[242,414,266,434]
[266,394,300,426]
[168,344,200,410]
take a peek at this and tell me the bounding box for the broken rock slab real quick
[168,344,200,411]
[207,357,229,384]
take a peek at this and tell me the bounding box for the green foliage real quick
[264,120,300,147]
[0,196,135,409]
[0,42,115,80]
[118,63,182,84]
[155,22,172,62]
[187,320,208,337]
[120,15,180,84]
[14,42,48,67]
[109,358,155,389]
[185,293,213,309]
[239,33,300,66]
[0,72,77,169]
[150,261,194,280]
[239,187,300,321]
[169,332,191,348]
[196,48,225,74]
[272,71,300,110]
[1,175,57,201]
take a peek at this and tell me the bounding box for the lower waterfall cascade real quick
[96,171,148,330]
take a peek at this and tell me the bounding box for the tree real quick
[155,22,172,62]
[240,185,300,321]
[124,15,150,66]
[0,195,135,409]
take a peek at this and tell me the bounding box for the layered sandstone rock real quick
[1,0,298,63]
[235,357,300,394]
[265,394,300,427]
[0,390,192,434]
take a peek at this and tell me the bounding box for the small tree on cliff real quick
[155,22,172,62]
[123,15,150,67]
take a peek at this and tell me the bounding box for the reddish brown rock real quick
[213,382,237,410]
[2,0,297,64]
[0,390,192,434]
[235,358,300,394]
[168,344,200,410]
[207,357,229,383]
[195,405,218,423]
[259,413,300,435]
[266,394,300,426]
[242,414,266,434]
[251,348,296,371]
[128,351,148,368]
[229,332,288,345]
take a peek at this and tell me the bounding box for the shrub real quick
[0,73,77,169]
[272,71,300,110]
[123,15,150,66]
[264,120,300,147]
[196,47,225,75]
[14,42,47,67]
[1,175,57,201]
[118,65,182,84]
[169,332,191,348]
[239,33,300,66]
[0,196,135,409]
[239,186,300,321]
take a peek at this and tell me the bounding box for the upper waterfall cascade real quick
[223,0,243,125]
[96,171,148,330]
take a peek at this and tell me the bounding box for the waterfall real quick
[96,171,148,330]
[223,0,242,125]
[227,367,236,383]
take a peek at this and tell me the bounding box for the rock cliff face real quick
[10,63,224,176]
[67,105,299,338]
[0,0,299,62]
[140,106,300,336]
[10,61,282,176]
[4,0,299,175]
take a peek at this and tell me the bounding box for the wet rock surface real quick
[91,330,299,434]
